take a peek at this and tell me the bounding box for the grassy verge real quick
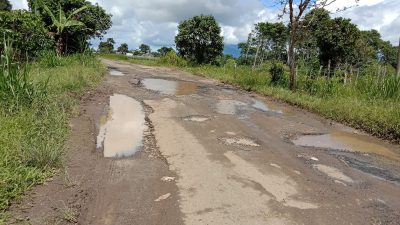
[101,53,400,143]
[0,54,105,221]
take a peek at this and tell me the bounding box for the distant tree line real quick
[238,8,398,77]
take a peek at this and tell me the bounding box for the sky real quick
[10,0,400,51]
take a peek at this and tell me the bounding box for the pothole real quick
[313,164,354,183]
[142,78,198,95]
[219,137,260,147]
[252,99,283,114]
[97,94,147,158]
[109,69,124,76]
[182,115,210,122]
[216,100,247,115]
[292,131,400,161]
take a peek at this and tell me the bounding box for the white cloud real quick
[9,0,400,49]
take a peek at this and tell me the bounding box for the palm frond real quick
[67,5,89,20]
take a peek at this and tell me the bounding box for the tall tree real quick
[28,0,112,54]
[397,37,400,77]
[278,0,358,89]
[175,15,224,64]
[157,46,174,56]
[139,44,151,54]
[117,43,129,54]
[43,4,87,56]
[0,0,11,11]
[98,38,114,53]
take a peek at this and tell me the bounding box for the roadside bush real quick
[0,10,54,59]
[269,61,285,85]
[160,51,187,67]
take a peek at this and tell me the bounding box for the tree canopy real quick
[139,44,151,54]
[175,15,224,64]
[117,43,129,54]
[28,0,112,54]
[0,10,54,58]
[98,38,115,53]
[0,0,11,11]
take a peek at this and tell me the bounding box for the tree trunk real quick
[56,36,64,57]
[253,38,262,69]
[245,33,252,59]
[397,37,400,77]
[288,29,296,90]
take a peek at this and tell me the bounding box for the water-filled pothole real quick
[216,100,247,115]
[97,94,147,158]
[142,78,198,95]
[109,69,124,76]
[292,131,400,161]
[252,99,283,114]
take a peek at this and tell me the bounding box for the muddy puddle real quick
[252,99,283,114]
[109,69,124,76]
[142,78,198,95]
[216,100,247,115]
[292,131,400,161]
[97,94,147,158]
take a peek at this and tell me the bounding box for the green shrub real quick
[160,51,187,67]
[269,61,285,85]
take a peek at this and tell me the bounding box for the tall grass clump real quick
[0,40,48,112]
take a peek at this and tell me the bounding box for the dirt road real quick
[11,59,400,225]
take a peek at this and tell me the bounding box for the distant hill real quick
[223,44,241,58]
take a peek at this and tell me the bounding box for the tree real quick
[0,10,54,59]
[397,37,400,77]
[98,38,114,53]
[139,44,151,54]
[175,15,224,64]
[28,0,112,54]
[0,0,11,11]
[278,0,358,89]
[43,3,88,56]
[157,46,174,56]
[117,43,128,54]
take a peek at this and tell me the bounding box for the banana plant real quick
[43,3,88,56]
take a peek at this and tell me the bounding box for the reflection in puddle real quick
[109,69,124,76]
[252,99,283,114]
[97,94,147,158]
[216,100,247,115]
[142,78,198,95]
[314,164,354,183]
[292,131,400,161]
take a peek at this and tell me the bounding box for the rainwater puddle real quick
[216,100,247,115]
[97,94,147,158]
[314,164,354,183]
[292,131,400,161]
[142,78,198,95]
[109,69,124,76]
[252,99,283,114]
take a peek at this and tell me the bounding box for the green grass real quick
[0,54,105,222]
[101,53,400,143]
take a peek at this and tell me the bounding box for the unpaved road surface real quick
[10,59,400,225]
